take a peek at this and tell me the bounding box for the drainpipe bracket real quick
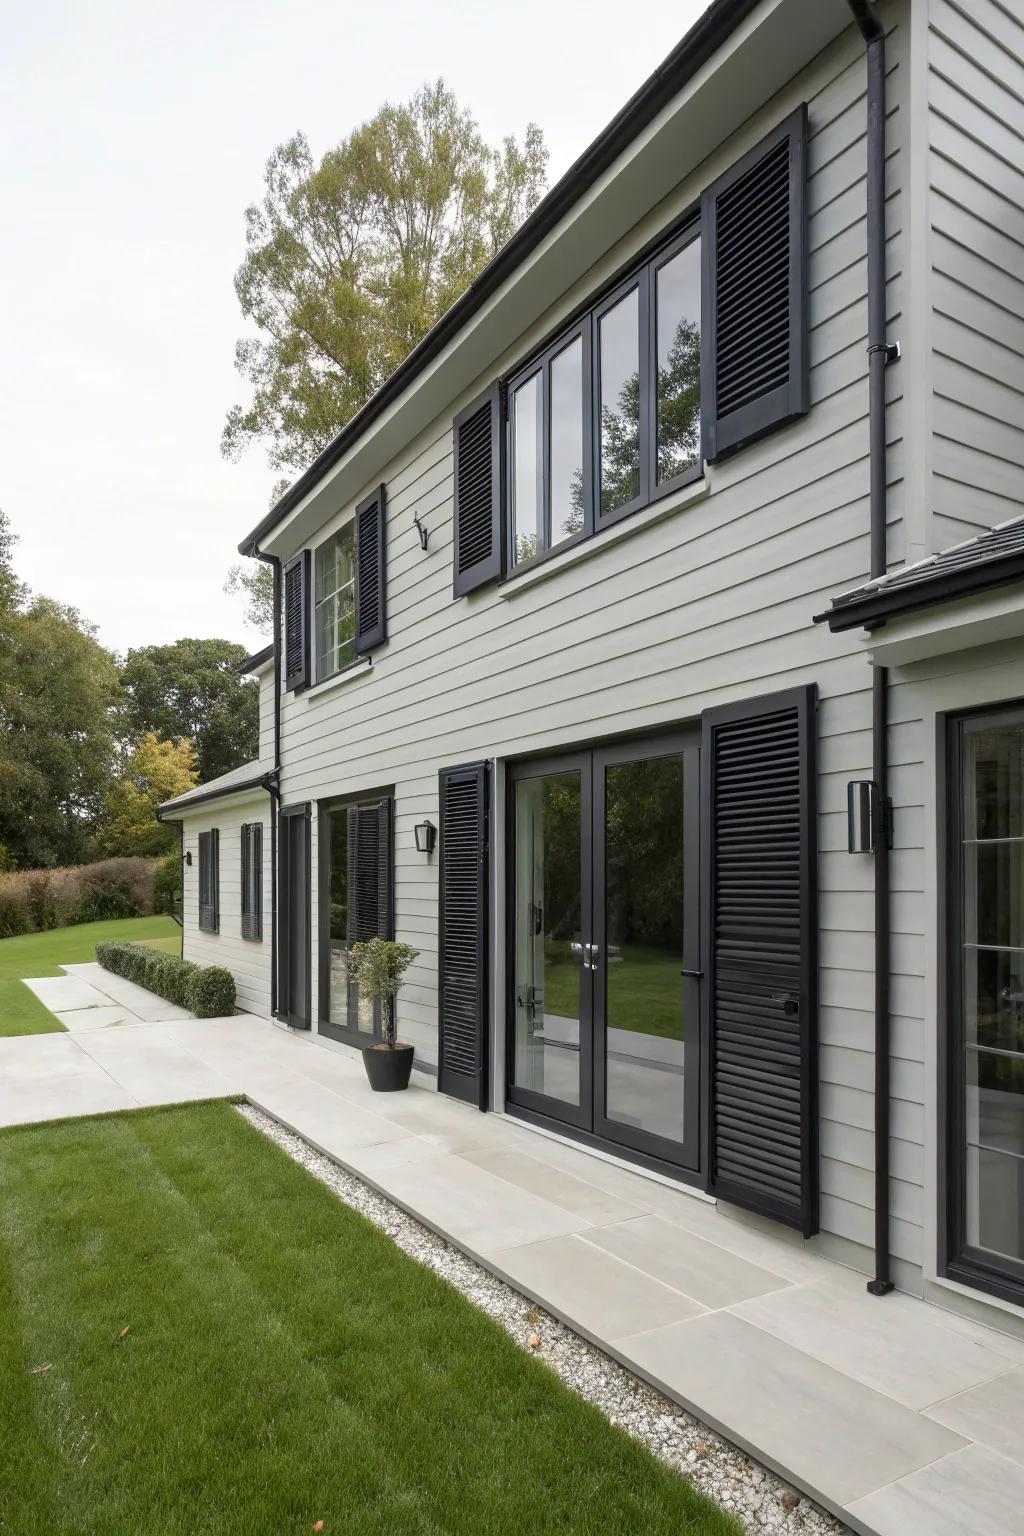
[867,341,901,365]
[866,1279,895,1296]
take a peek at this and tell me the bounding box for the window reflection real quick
[656,239,701,483]
[550,337,584,548]
[512,372,543,564]
[599,289,641,516]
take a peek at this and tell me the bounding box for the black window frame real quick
[240,821,263,942]
[317,787,395,1050]
[312,519,359,686]
[504,214,703,577]
[941,701,1024,1307]
[197,828,219,935]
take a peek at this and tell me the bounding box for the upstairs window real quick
[508,226,702,570]
[314,523,356,682]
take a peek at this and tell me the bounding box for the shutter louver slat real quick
[283,551,310,690]
[453,387,503,597]
[355,485,387,653]
[703,105,808,461]
[438,762,489,1106]
[703,686,817,1236]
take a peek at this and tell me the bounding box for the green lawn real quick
[0,1102,736,1536]
[543,943,684,1040]
[0,917,182,1038]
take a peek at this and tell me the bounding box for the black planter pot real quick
[362,1042,414,1092]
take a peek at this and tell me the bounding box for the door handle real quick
[680,968,703,979]
[772,993,800,1016]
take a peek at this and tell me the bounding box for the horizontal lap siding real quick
[278,17,910,1264]
[181,796,272,1019]
[928,0,1024,548]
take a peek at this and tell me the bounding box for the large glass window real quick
[951,712,1024,1298]
[320,795,393,1044]
[507,225,701,570]
[314,524,356,683]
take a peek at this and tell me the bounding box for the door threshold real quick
[495,1106,714,1204]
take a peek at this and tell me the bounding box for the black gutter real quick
[848,0,897,1299]
[238,0,762,557]
[819,552,1024,632]
[238,642,274,675]
[255,549,282,1016]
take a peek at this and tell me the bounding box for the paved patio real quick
[6,964,1024,1535]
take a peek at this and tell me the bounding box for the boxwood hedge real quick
[95,941,236,1019]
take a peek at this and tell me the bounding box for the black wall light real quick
[184,850,193,866]
[414,819,436,855]
[847,780,876,853]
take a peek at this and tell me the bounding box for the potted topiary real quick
[347,936,420,1092]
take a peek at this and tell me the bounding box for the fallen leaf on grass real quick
[29,1364,52,1375]
[313,1522,325,1533]
[528,1333,542,1351]
[117,1326,130,1342]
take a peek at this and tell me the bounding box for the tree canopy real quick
[222,80,548,474]
[99,734,199,857]
[0,595,120,868]
[118,638,259,784]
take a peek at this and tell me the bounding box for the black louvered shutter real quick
[453,385,503,598]
[283,550,310,690]
[241,823,262,940]
[346,798,392,942]
[438,762,489,1108]
[702,105,808,462]
[199,829,220,935]
[355,485,387,653]
[702,685,818,1235]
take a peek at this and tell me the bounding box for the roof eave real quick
[820,553,1024,633]
[156,769,277,820]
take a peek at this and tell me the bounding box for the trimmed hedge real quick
[96,941,236,1019]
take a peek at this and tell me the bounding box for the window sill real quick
[498,470,712,599]
[302,656,373,701]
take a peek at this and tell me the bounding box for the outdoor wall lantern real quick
[414,819,437,856]
[183,850,192,866]
[847,780,877,854]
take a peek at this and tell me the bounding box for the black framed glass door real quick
[947,708,1024,1303]
[507,732,700,1173]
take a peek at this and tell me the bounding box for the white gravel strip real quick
[237,1103,848,1535]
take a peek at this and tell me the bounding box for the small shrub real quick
[96,942,234,1020]
[0,886,31,939]
[187,966,236,1019]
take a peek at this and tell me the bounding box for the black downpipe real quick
[255,549,282,1016]
[848,0,897,1297]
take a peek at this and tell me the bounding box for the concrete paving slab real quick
[462,1146,646,1226]
[23,975,112,1012]
[584,1212,792,1308]
[615,1312,967,1509]
[924,1365,1024,1467]
[371,1154,590,1253]
[845,1442,1024,1536]
[53,1005,135,1033]
[488,1231,706,1339]
[731,1269,1016,1410]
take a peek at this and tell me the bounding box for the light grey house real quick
[162,0,1024,1323]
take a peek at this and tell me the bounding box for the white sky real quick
[0,0,706,655]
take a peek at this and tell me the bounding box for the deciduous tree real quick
[99,734,199,857]
[118,638,258,783]
[222,80,548,474]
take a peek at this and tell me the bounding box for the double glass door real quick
[508,733,700,1171]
